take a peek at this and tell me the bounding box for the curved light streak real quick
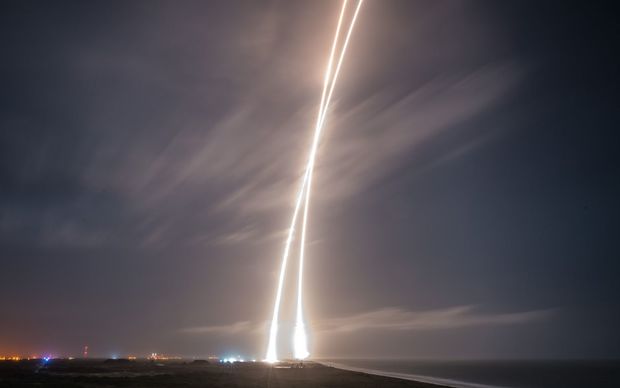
[265,0,364,363]
[294,0,364,361]
[265,0,348,364]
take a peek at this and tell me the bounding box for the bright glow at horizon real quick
[265,0,364,363]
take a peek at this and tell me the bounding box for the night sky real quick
[1,0,619,360]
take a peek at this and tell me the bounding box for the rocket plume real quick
[265,0,364,363]
[264,0,348,363]
[294,0,364,361]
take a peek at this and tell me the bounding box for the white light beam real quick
[266,0,364,363]
[265,0,349,363]
[293,0,364,361]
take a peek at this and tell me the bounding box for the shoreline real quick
[319,361,501,388]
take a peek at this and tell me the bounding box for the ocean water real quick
[320,359,620,388]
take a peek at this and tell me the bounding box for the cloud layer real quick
[181,305,550,337]
[314,305,551,333]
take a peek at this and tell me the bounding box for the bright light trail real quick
[264,0,348,363]
[265,0,364,363]
[292,0,351,361]
[294,0,364,361]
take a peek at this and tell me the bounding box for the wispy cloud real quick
[180,320,255,335]
[180,305,550,337]
[314,305,551,333]
[316,64,523,201]
[197,224,284,246]
[77,62,522,247]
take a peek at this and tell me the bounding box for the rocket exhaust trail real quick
[294,0,364,361]
[264,0,348,363]
[265,0,364,363]
[265,0,348,364]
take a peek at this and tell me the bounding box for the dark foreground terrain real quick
[0,359,447,388]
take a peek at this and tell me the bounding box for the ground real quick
[0,359,448,387]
